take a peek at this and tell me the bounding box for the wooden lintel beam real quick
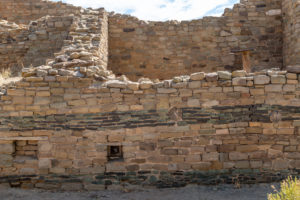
[242,51,251,73]
[230,49,252,73]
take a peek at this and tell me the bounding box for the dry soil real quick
[0,183,280,200]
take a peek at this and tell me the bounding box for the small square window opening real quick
[107,145,123,161]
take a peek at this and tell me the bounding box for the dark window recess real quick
[256,4,266,8]
[163,57,170,61]
[139,64,146,69]
[15,140,38,159]
[123,28,135,32]
[108,146,123,161]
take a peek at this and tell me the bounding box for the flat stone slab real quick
[286,65,300,73]
[0,137,48,141]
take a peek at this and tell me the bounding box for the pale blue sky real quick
[52,0,239,21]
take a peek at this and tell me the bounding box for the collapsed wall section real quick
[0,21,29,74]
[108,0,283,81]
[0,69,300,189]
[47,8,110,74]
[282,0,300,66]
[0,0,80,24]
[0,16,74,74]
[24,15,74,67]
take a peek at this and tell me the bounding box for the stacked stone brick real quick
[109,0,283,80]
[0,0,81,24]
[0,20,29,74]
[0,0,300,191]
[0,16,74,75]
[1,68,300,189]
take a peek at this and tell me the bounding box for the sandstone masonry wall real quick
[24,15,74,67]
[0,16,73,73]
[108,0,283,81]
[1,0,300,191]
[0,0,80,24]
[282,0,300,66]
[0,21,30,73]
[47,9,110,73]
[0,69,300,189]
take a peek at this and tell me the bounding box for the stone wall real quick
[0,20,29,74]
[47,8,110,73]
[2,0,300,191]
[24,15,74,67]
[0,5,109,74]
[1,68,300,189]
[282,0,300,66]
[108,0,283,81]
[0,16,73,73]
[0,0,80,24]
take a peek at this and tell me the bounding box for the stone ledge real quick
[0,137,48,141]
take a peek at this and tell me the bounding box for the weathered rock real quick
[271,75,286,84]
[37,65,52,71]
[202,100,219,108]
[21,68,36,77]
[287,65,300,73]
[127,82,140,90]
[205,73,218,82]
[157,88,177,94]
[286,73,297,80]
[217,71,232,80]
[0,143,14,154]
[232,77,247,86]
[229,152,248,161]
[187,99,200,107]
[232,70,246,77]
[138,77,151,83]
[55,55,69,63]
[272,159,289,170]
[106,80,127,88]
[36,69,48,77]
[265,84,282,92]
[254,75,270,85]
[190,72,205,81]
[49,69,58,75]
[220,30,232,37]
[117,75,129,82]
[58,69,75,76]
[70,52,80,59]
[173,76,183,83]
[140,81,153,89]
[79,67,87,74]
[266,9,281,16]
[0,154,13,167]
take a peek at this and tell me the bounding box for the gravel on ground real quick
[0,183,280,200]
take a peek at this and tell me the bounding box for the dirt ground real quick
[0,183,280,200]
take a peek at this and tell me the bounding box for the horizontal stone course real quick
[0,169,299,190]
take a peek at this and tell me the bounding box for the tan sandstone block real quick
[236,145,258,152]
[229,152,248,160]
[277,128,294,135]
[202,152,219,161]
[7,89,25,96]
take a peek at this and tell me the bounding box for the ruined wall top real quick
[1,0,299,81]
[0,0,81,24]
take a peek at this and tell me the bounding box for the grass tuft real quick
[268,177,300,200]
